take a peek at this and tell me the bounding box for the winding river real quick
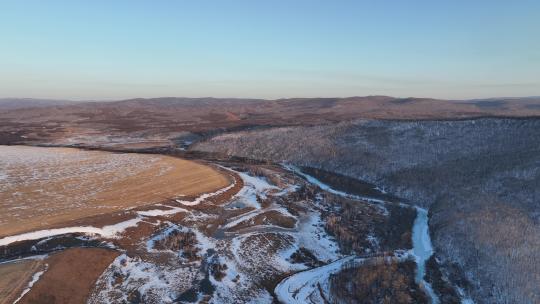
[412,207,439,304]
[278,165,440,303]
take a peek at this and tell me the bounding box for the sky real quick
[1,0,539,100]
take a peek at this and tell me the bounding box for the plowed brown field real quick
[0,146,230,237]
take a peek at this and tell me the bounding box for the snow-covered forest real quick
[194,117,540,304]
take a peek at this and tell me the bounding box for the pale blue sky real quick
[1,0,539,100]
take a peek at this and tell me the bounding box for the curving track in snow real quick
[275,256,357,303]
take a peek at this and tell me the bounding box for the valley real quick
[1,144,436,303]
[1,98,538,303]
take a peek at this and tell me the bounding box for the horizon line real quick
[1,94,540,103]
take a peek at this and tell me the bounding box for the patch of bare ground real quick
[115,218,167,256]
[0,258,44,304]
[18,248,120,304]
[0,145,231,237]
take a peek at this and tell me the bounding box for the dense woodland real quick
[316,193,416,255]
[329,259,427,304]
[194,118,540,304]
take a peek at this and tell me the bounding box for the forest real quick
[194,117,540,304]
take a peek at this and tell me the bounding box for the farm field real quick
[0,257,45,304]
[0,145,230,237]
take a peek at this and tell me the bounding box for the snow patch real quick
[295,212,341,263]
[457,286,475,304]
[175,182,235,206]
[137,206,189,217]
[13,264,49,304]
[90,254,197,303]
[0,217,142,246]
[236,172,278,194]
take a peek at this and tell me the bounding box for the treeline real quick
[329,259,427,304]
[315,190,415,255]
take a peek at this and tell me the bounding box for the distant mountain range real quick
[1,95,539,112]
[0,98,85,110]
[1,95,539,147]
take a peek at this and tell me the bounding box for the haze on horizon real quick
[1,0,539,101]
